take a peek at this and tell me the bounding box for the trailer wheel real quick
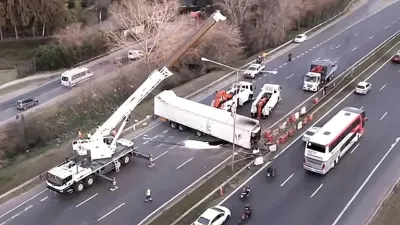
[121,155,131,165]
[85,176,94,187]
[73,181,85,193]
[169,121,177,129]
[178,124,186,131]
[196,131,203,137]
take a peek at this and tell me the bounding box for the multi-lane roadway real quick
[0,0,400,225]
[220,60,400,225]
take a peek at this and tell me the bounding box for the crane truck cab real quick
[211,81,255,111]
[303,60,337,92]
[250,84,281,119]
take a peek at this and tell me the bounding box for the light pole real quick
[200,57,277,171]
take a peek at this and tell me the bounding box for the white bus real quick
[303,107,368,174]
[61,67,93,87]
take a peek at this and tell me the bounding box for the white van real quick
[61,67,93,87]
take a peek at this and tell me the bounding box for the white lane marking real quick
[153,150,169,161]
[176,158,193,170]
[350,143,360,154]
[169,145,177,150]
[274,68,278,71]
[385,25,389,29]
[301,52,305,56]
[392,21,396,24]
[97,203,125,222]
[10,212,20,219]
[379,83,387,91]
[23,205,33,211]
[283,62,287,66]
[40,196,48,202]
[218,55,395,205]
[155,143,164,148]
[354,33,359,36]
[380,112,387,120]
[336,45,341,48]
[352,47,358,51]
[280,173,295,187]
[305,50,309,53]
[286,74,294,79]
[360,106,364,110]
[162,130,169,134]
[309,48,312,51]
[369,36,374,39]
[143,141,149,145]
[279,65,283,68]
[0,189,47,219]
[76,193,98,208]
[138,157,231,225]
[310,184,324,198]
[331,137,400,225]
[257,77,262,80]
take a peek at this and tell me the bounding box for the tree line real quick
[0,0,102,40]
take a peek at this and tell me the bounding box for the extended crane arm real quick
[75,11,227,160]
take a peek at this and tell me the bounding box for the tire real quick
[85,176,94,187]
[169,121,177,129]
[178,124,185,131]
[249,94,253,100]
[121,155,130,165]
[73,181,85,193]
[196,131,203,137]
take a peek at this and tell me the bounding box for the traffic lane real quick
[27,147,231,225]
[327,64,400,225]
[222,62,398,224]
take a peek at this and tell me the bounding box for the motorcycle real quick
[238,209,253,224]
[266,168,276,179]
[240,189,250,200]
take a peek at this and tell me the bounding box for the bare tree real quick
[6,0,19,39]
[105,0,179,66]
[215,0,256,26]
[55,23,87,47]
[0,2,6,40]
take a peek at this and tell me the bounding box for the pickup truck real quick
[244,63,265,79]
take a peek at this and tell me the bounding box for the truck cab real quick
[303,72,321,91]
[212,81,255,111]
[251,84,281,119]
[303,60,337,92]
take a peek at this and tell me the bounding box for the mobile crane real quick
[45,11,227,194]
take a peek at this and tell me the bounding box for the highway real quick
[219,60,400,225]
[0,0,399,224]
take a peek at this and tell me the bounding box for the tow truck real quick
[45,11,227,194]
[250,84,281,119]
[211,81,255,112]
[302,59,337,92]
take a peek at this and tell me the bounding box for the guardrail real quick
[169,29,400,225]
[0,0,359,206]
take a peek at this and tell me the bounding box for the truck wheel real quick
[196,131,203,137]
[121,155,130,165]
[85,176,94,187]
[73,181,85,193]
[169,121,177,129]
[249,94,253,100]
[262,114,267,119]
[178,124,186,131]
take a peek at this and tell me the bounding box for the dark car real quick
[16,98,39,110]
[392,51,400,63]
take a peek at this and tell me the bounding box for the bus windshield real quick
[306,141,326,153]
[61,76,69,81]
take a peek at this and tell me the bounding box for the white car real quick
[355,81,371,95]
[294,34,307,43]
[128,50,144,60]
[192,206,231,225]
[302,126,321,142]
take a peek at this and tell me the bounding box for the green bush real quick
[32,33,108,72]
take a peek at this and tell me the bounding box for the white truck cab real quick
[212,81,255,112]
[302,72,321,91]
[251,84,281,119]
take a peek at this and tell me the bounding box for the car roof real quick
[297,34,305,37]
[201,207,221,220]
[17,98,32,102]
[358,81,369,86]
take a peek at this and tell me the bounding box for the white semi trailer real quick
[154,90,261,149]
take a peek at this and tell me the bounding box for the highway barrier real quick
[0,0,360,210]
[155,30,400,225]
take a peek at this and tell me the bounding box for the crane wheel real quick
[196,131,203,137]
[73,181,85,193]
[121,155,130,165]
[178,124,186,131]
[85,176,94,187]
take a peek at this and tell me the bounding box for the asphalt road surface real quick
[220,61,400,225]
[1,0,400,225]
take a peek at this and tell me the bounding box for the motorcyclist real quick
[288,53,293,61]
[244,204,252,218]
[266,166,276,177]
[242,185,251,196]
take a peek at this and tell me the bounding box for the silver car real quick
[16,98,39,110]
[302,126,321,142]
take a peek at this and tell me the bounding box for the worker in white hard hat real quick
[145,188,152,202]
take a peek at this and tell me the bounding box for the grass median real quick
[148,34,400,225]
